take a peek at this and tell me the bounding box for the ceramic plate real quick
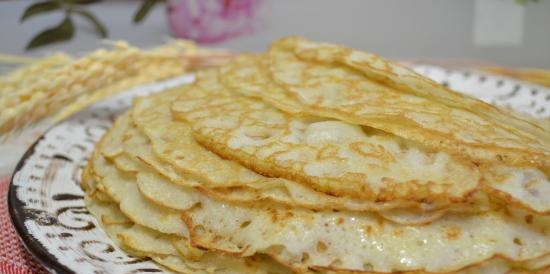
[8,67,549,274]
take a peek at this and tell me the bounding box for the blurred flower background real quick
[14,0,263,50]
[167,0,262,43]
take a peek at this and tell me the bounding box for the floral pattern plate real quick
[8,67,549,274]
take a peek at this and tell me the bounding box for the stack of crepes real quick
[83,37,550,274]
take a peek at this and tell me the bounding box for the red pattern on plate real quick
[0,176,47,274]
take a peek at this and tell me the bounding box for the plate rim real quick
[8,133,76,274]
[6,74,195,274]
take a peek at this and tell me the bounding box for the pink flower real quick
[167,0,262,43]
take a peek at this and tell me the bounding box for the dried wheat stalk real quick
[0,40,233,137]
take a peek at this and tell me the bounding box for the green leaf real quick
[20,1,61,22]
[26,16,75,50]
[133,0,159,24]
[74,10,108,38]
